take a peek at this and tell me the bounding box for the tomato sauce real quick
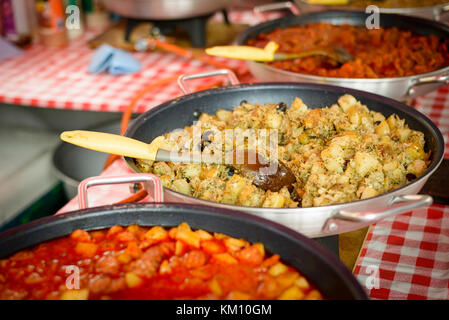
[0,223,323,300]
[247,23,449,78]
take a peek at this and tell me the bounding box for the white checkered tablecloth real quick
[1,7,448,300]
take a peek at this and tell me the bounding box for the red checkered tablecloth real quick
[1,7,447,300]
[351,87,449,300]
[0,10,264,113]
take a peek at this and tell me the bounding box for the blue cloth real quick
[0,37,23,62]
[88,44,141,75]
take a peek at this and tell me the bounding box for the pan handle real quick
[177,69,239,94]
[253,1,300,21]
[77,174,164,209]
[323,194,433,233]
[434,4,449,21]
[407,74,449,97]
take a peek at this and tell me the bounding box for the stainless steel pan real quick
[123,70,444,238]
[294,0,449,21]
[237,5,449,102]
[101,0,232,20]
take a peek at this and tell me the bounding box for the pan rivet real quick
[328,223,338,232]
[129,183,141,194]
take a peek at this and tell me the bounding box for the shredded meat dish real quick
[246,23,449,78]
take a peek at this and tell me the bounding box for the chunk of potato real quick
[195,229,213,240]
[144,226,168,241]
[354,152,379,177]
[212,253,238,265]
[338,94,357,112]
[291,97,308,113]
[74,242,98,258]
[153,162,172,175]
[216,109,232,122]
[268,263,288,277]
[60,289,89,300]
[224,237,248,252]
[407,159,427,177]
[209,278,222,296]
[125,272,142,288]
[276,271,299,288]
[253,243,265,257]
[159,260,172,274]
[175,240,186,256]
[360,187,378,199]
[171,179,191,195]
[405,142,426,160]
[305,289,323,300]
[374,120,390,136]
[262,192,285,208]
[176,229,201,248]
[227,291,251,300]
[295,277,310,291]
[279,286,305,300]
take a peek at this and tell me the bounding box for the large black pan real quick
[0,202,367,300]
[124,81,444,238]
[236,10,449,102]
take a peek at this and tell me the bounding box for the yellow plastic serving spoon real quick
[205,41,353,64]
[60,130,297,192]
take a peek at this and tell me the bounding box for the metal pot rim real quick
[124,81,445,213]
[246,61,449,83]
[296,0,449,11]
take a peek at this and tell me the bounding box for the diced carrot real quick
[126,242,142,258]
[261,254,280,268]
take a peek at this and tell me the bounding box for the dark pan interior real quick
[0,203,367,300]
[125,83,444,178]
[237,10,449,45]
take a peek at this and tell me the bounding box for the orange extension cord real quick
[107,40,245,204]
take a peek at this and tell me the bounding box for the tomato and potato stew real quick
[0,223,323,300]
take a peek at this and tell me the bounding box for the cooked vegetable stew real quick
[247,23,449,78]
[0,223,323,300]
[136,95,430,208]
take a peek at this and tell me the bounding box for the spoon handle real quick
[274,50,327,61]
[60,130,162,161]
